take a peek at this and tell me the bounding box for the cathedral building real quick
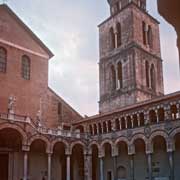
[0,1,180,180]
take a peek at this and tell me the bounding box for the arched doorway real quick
[152,136,170,179]
[103,143,113,180]
[52,142,66,180]
[71,144,84,180]
[134,139,147,180]
[91,144,99,180]
[29,139,48,180]
[0,128,23,180]
[116,141,129,180]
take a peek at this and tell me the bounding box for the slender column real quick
[101,123,104,134]
[119,118,122,130]
[129,155,134,180]
[131,116,134,128]
[106,122,108,133]
[84,154,92,180]
[168,152,174,180]
[147,153,152,180]
[66,154,71,180]
[177,104,180,119]
[100,157,104,180]
[137,114,141,127]
[23,151,28,180]
[113,156,117,180]
[47,153,52,180]
[115,32,118,49]
[125,117,128,129]
[156,110,159,123]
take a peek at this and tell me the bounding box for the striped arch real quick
[100,139,114,157]
[149,130,169,153]
[28,134,51,153]
[88,141,100,154]
[51,138,70,154]
[169,127,180,151]
[70,140,86,154]
[0,123,27,145]
[130,133,148,154]
[115,136,130,155]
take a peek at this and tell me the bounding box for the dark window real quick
[21,55,30,80]
[117,62,123,89]
[145,61,150,87]
[107,171,112,180]
[111,65,116,90]
[116,23,122,47]
[150,64,156,91]
[147,25,153,48]
[0,47,7,73]
[142,21,146,45]
[110,27,116,50]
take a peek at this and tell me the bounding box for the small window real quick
[0,47,7,73]
[147,25,153,48]
[21,55,30,80]
[116,23,122,47]
[111,65,116,90]
[142,21,146,45]
[145,61,150,87]
[109,27,116,50]
[117,62,123,89]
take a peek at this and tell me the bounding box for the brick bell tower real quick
[99,0,164,113]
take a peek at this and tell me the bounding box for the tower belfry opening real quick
[99,0,164,113]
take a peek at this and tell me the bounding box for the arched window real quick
[117,62,123,89]
[147,25,153,48]
[116,23,122,47]
[111,65,116,90]
[142,21,146,45]
[150,64,156,91]
[110,27,115,50]
[145,61,150,87]
[0,47,7,73]
[22,55,31,80]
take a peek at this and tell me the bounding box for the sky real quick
[5,0,180,116]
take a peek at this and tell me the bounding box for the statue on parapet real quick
[8,95,16,114]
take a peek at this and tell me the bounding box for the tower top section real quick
[107,0,146,15]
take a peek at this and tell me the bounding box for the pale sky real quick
[6,0,180,116]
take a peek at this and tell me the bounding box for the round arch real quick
[149,130,169,153]
[28,134,51,153]
[0,123,27,145]
[88,141,100,154]
[51,139,69,154]
[70,141,86,154]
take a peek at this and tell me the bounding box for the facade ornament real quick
[8,95,16,114]
[144,125,151,138]
[165,120,173,132]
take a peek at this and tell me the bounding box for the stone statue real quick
[8,95,16,114]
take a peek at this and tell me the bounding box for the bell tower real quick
[99,0,164,113]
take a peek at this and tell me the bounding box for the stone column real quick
[147,153,152,180]
[115,32,118,49]
[66,154,71,180]
[106,121,108,133]
[100,157,104,180]
[47,153,52,180]
[129,155,134,180]
[137,114,141,127]
[156,110,159,123]
[84,154,92,180]
[165,105,171,121]
[119,118,122,130]
[131,116,134,128]
[125,117,128,129]
[23,151,28,180]
[113,156,117,180]
[168,151,174,180]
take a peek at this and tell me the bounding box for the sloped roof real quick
[0,4,54,58]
